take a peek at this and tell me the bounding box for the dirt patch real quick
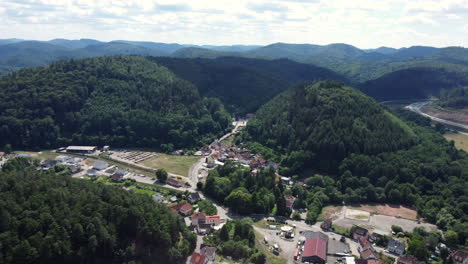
[319,206,343,221]
[349,204,418,220]
[345,209,370,221]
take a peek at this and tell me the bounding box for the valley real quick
[0,42,467,264]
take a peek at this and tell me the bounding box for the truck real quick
[294,248,299,260]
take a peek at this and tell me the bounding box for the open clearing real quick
[345,209,370,221]
[349,204,418,220]
[318,205,343,221]
[421,105,468,126]
[140,154,199,176]
[444,132,468,152]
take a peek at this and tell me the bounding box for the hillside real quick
[438,87,468,108]
[0,56,230,150]
[0,158,195,263]
[150,57,346,114]
[242,81,468,234]
[360,67,468,100]
[244,81,416,173]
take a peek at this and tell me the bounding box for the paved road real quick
[406,101,468,133]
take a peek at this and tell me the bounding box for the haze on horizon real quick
[1,0,468,49]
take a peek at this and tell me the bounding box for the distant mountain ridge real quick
[1,38,468,101]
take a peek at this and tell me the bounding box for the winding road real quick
[405,101,468,133]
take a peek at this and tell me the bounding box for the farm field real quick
[444,132,468,152]
[140,153,199,176]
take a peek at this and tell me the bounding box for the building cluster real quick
[208,141,277,171]
[353,225,406,264]
[166,192,225,237]
[41,155,84,174]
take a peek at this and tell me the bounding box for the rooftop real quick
[66,146,97,151]
[303,238,327,260]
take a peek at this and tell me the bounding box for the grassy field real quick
[444,132,468,152]
[14,150,60,160]
[140,154,199,176]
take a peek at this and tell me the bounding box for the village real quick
[0,118,467,264]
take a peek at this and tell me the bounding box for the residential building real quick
[167,178,183,188]
[171,202,192,216]
[360,248,378,260]
[369,229,390,242]
[353,226,369,241]
[200,246,217,262]
[189,252,207,264]
[321,218,332,231]
[111,174,124,182]
[302,231,328,264]
[284,195,296,210]
[452,250,468,264]
[387,238,405,256]
[93,160,109,170]
[66,146,97,154]
[86,169,98,177]
[68,164,81,174]
[41,160,58,170]
[188,192,201,204]
[152,193,164,203]
[397,256,425,264]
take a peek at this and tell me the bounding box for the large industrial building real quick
[65,146,97,154]
[302,231,329,264]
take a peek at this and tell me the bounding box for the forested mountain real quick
[240,81,468,243]
[48,38,103,49]
[0,158,195,263]
[438,87,468,108]
[150,57,346,114]
[243,81,416,174]
[0,56,231,150]
[171,47,241,59]
[360,67,468,100]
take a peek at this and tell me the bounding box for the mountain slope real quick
[360,67,468,100]
[0,56,230,149]
[244,81,416,173]
[150,57,346,114]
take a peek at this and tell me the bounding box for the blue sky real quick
[1,0,467,49]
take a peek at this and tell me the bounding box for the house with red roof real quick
[284,195,296,210]
[189,252,207,264]
[191,212,224,235]
[171,202,192,216]
[167,178,183,188]
[302,231,328,264]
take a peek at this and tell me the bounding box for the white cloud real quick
[0,0,466,48]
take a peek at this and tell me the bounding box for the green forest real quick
[0,56,231,150]
[203,218,265,263]
[0,157,195,263]
[239,81,468,247]
[438,86,468,108]
[203,163,289,216]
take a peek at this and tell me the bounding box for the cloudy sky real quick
[1,0,467,49]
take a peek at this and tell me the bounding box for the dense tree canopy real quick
[243,81,416,174]
[204,162,284,215]
[0,158,196,263]
[0,56,230,150]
